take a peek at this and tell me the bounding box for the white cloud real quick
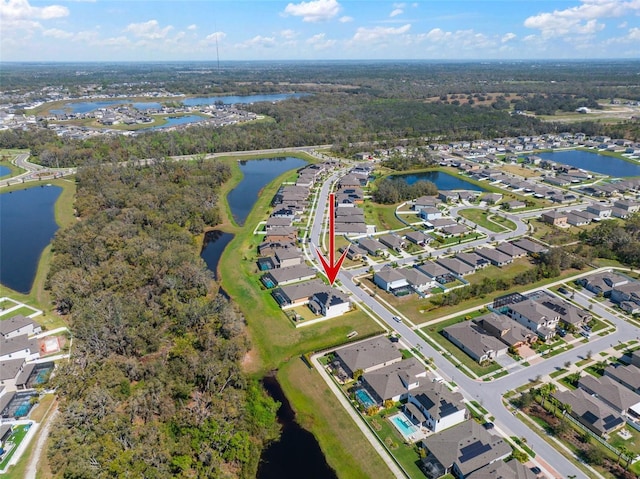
[524,0,640,38]
[280,29,298,39]
[1,0,69,20]
[283,0,341,22]
[204,31,226,43]
[125,20,173,40]
[390,8,403,17]
[353,24,411,43]
[306,32,336,49]
[187,24,197,31]
[43,28,73,39]
[238,35,277,48]
[339,15,353,23]
[501,32,517,43]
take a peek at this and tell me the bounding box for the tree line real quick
[45,159,279,478]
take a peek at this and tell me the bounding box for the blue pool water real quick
[355,389,377,409]
[14,401,32,418]
[390,413,419,438]
[262,278,275,289]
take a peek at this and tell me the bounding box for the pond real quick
[200,230,234,280]
[257,375,338,479]
[391,170,485,191]
[227,157,307,226]
[0,165,10,177]
[537,150,640,178]
[0,185,61,294]
[147,115,206,130]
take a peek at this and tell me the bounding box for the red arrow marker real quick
[316,193,349,285]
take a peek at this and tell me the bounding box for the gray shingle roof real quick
[336,337,402,374]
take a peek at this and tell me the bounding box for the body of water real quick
[227,157,307,226]
[50,93,304,115]
[200,230,234,280]
[0,185,62,293]
[392,170,485,191]
[0,165,11,177]
[257,375,338,479]
[147,115,206,130]
[537,150,640,177]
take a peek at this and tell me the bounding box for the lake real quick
[227,157,307,226]
[257,375,338,479]
[392,170,485,191]
[0,165,10,177]
[537,150,640,177]
[0,185,62,294]
[49,93,305,115]
[147,115,206,130]
[200,230,234,280]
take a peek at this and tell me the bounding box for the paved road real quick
[1,153,74,188]
[305,165,602,479]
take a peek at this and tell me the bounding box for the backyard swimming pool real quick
[354,389,377,409]
[390,412,419,440]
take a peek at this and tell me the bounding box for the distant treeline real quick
[46,160,279,478]
[373,178,438,204]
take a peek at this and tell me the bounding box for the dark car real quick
[558,287,569,295]
[558,329,567,337]
[482,422,495,430]
[530,466,542,475]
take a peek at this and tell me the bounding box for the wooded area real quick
[44,160,279,478]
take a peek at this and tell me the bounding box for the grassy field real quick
[499,164,541,178]
[363,202,407,230]
[458,208,507,233]
[278,360,395,479]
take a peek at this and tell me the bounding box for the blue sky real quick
[1,0,639,61]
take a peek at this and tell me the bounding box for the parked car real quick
[558,329,567,337]
[558,287,569,295]
[582,324,592,332]
[392,316,402,323]
[580,330,591,339]
[482,422,495,430]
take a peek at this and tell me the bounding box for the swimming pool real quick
[390,413,419,439]
[355,389,377,409]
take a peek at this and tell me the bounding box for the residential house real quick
[265,216,293,231]
[0,334,39,361]
[261,264,316,287]
[505,200,526,210]
[335,336,403,377]
[610,281,640,313]
[506,300,560,340]
[0,358,26,391]
[413,196,441,210]
[466,459,537,479]
[632,351,640,368]
[404,230,433,247]
[417,261,454,284]
[537,293,591,329]
[401,268,436,292]
[272,280,329,309]
[308,289,351,318]
[586,203,612,219]
[264,226,298,243]
[361,357,427,404]
[273,248,303,269]
[578,375,640,418]
[340,243,367,261]
[405,382,466,433]
[426,218,458,230]
[475,248,513,267]
[378,234,405,252]
[510,238,547,255]
[374,266,410,292]
[604,364,640,394]
[481,193,502,205]
[437,257,475,277]
[438,191,459,203]
[442,322,508,363]
[455,252,489,270]
[613,199,640,214]
[474,312,537,348]
[540,210,568,226]
[420,207,443,221]
[567,211,591,226]
[420,420,511,479]
[441,224,468,237]
[358,238,387,257]
[553,389,625,437]
[0,315,41,339]
[495,243,527,259]
[258,240,297,257]
[576,271,629,296]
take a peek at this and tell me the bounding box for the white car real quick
[392,316,402,323]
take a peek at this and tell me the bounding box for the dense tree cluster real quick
[45,160,279,478]
[511,93,601,115]
[580,215,640,266]
[372,178,438,204]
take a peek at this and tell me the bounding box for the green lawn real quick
[0,424,31,471]
[458,208,507,233]
[363,202,407,231]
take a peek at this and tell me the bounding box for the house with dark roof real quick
[474,312,537,348]
[495,242,527,259]
[586,203,612,219]
[340,243,367,261]
[553,389,625,437]
[401,268,436,292]
[374,266,409,292]
[506,300,560,340]
[0,334,39,361]
[416,261,454,284]
[404,230,433,247]
[578,375,640,417]
[358,238,387,256]
[361,357,427,404]
[308,289,351,318]
[466,458,537,479]
[442,322,508,363]
[335,336,403,377]
[413,196,441,210]
[475,248,513,267]
[405,382,466,433]
[420,420,511,479]
[541,210,568,226]
[0,358,27,391]
[0,315,41,339]
[576,271,629,296]
[604,363,640,393]
[510,238,547,255]
[437,257,475,277]
[455,252,489,270]
[272,280,331,309]
[261,264,316,287]
[536,293,591,328]
[378,234,405,251]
